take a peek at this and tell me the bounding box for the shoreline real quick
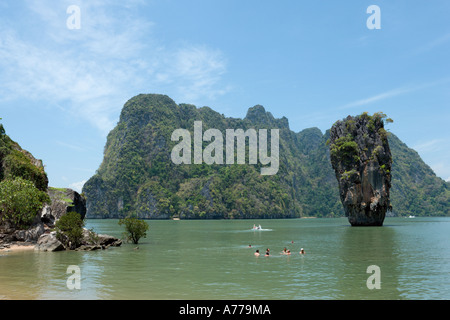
[0,243,35,253]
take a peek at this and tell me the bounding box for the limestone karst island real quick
[329,112,393,226]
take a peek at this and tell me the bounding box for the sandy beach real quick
[0,243,35,253]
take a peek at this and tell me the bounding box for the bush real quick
[329,135,360,167]
[55,211,85,249]
[2,149,48,191]
[118,216,149,244]
[0,177,50,228]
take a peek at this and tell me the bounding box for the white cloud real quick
[0,1,229,134]
[156,45,230,102]
[69,180,86,193]
[0,14,144,134]
[338,79,450,110]
[412,139,445,153]
[339,87,413,110]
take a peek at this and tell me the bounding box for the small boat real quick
[408,215,415,219]
[252,224,262,230]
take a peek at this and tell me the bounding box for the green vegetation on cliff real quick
[389,134,450,216]
[0,121,50,228]
[83,94,449,219]
[84,95,302,219]
[0,122,48,192]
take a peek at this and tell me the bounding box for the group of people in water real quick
[252,246,305,257]
[249,225,305,257]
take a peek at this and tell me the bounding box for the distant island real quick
[82,94,450,219]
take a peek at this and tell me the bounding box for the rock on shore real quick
[35,229,122,252]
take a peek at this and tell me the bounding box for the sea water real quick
[1,217,449,300]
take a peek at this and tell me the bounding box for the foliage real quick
[0,177,50,228]
[371,145,385,161]
[329,135,360,167]
[341,169,359,181]
[87,227,100,245]
[118,216,149,244]
[388,134,450,217]
[55,211,85,249]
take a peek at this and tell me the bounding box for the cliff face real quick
[83,94,307,219]
[41,187,87,228]
[0,127,48,191]
[329,113,392,226]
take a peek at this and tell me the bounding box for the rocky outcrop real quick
[329,113,392,226]
[35,232,65,252]
[77,230,122,251]
[34,189,121,251]
[41,187,87,228]
[34,229,122,252]
[0,215,46,245]
[1,186,121,251]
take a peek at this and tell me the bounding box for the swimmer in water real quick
[265,248,270,256]
[254,249,260,256]
[299,248,305,254]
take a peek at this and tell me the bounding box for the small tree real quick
[118,216,149,244]
[55,211,85,249]
[0,177,50,228]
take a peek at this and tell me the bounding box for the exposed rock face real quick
[41,188,87,228]
[35,232,65,252]
[79,230,123,250]
[0,218,44,244]
[329,113,392,226]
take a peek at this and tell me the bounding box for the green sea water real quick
[1,217,449,300]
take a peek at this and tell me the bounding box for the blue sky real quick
[0,0,449,192]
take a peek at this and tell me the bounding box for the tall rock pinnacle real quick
[329,112,393,226]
